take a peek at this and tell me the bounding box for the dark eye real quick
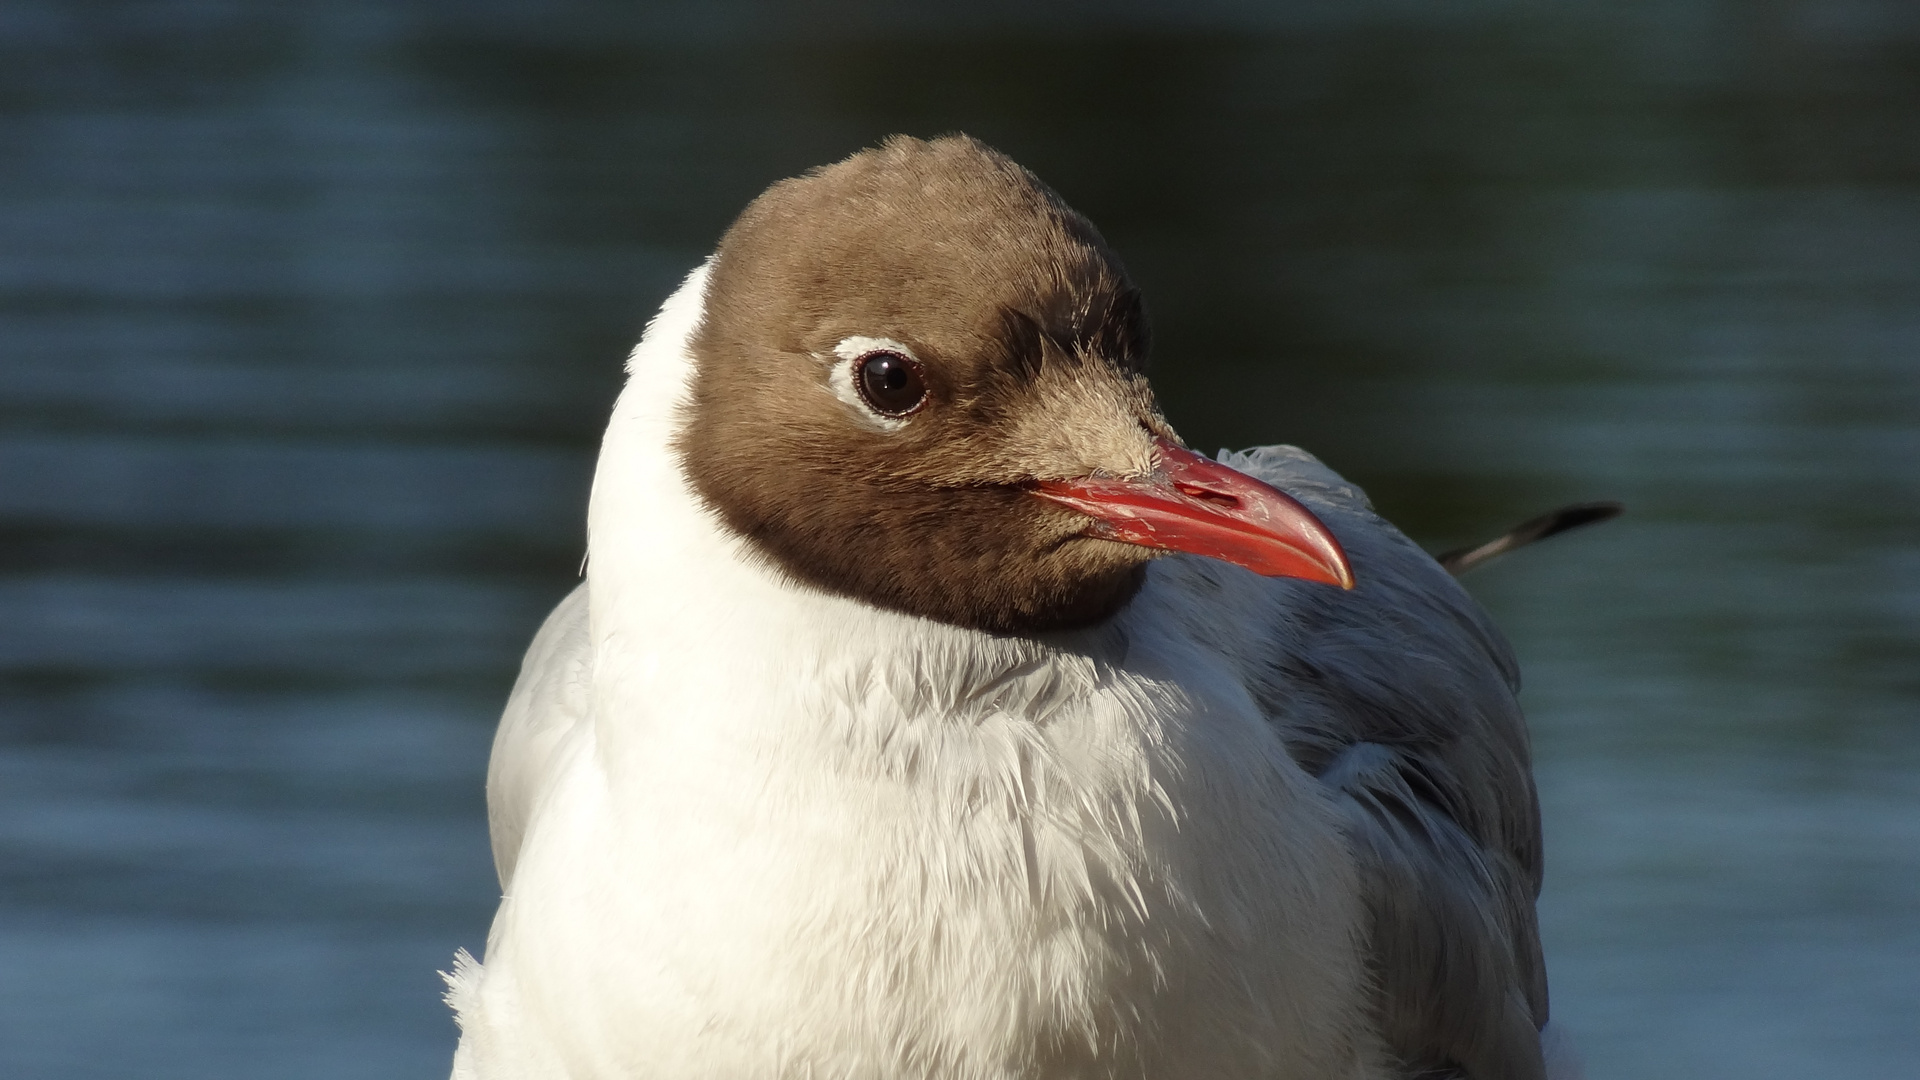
[856,351,927,416]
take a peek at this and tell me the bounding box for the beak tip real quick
[1330,552,1357,591]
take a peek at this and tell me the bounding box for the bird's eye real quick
[856,351,927,416]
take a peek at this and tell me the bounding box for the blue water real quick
[2,2,1916,1076]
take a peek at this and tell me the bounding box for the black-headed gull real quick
[447,136,1581,1080]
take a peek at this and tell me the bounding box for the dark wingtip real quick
[1437,500,1624,576]
[1525,500,1624,542]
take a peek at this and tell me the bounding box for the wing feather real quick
[485,584,593,889]
[1214,445,1548,1079]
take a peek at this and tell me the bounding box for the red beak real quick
[1031,438,1355,589]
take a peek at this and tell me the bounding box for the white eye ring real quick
[827,335,920,431]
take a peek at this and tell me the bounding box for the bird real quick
[444,135,1587,1080]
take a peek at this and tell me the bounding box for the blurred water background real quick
[2,1,1916,1076]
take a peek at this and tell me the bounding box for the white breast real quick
[445,265,1384,1080]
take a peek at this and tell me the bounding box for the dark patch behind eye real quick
[1081,287,1150,370]
[994,307,1046,378]
[995,287,1148,380]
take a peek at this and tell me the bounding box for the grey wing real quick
[485,584,593,890]
[1219,446,1548,1079]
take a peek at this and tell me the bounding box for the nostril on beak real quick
[1176,482,1240,509]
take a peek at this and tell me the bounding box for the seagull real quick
[446,135,1586,1080]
